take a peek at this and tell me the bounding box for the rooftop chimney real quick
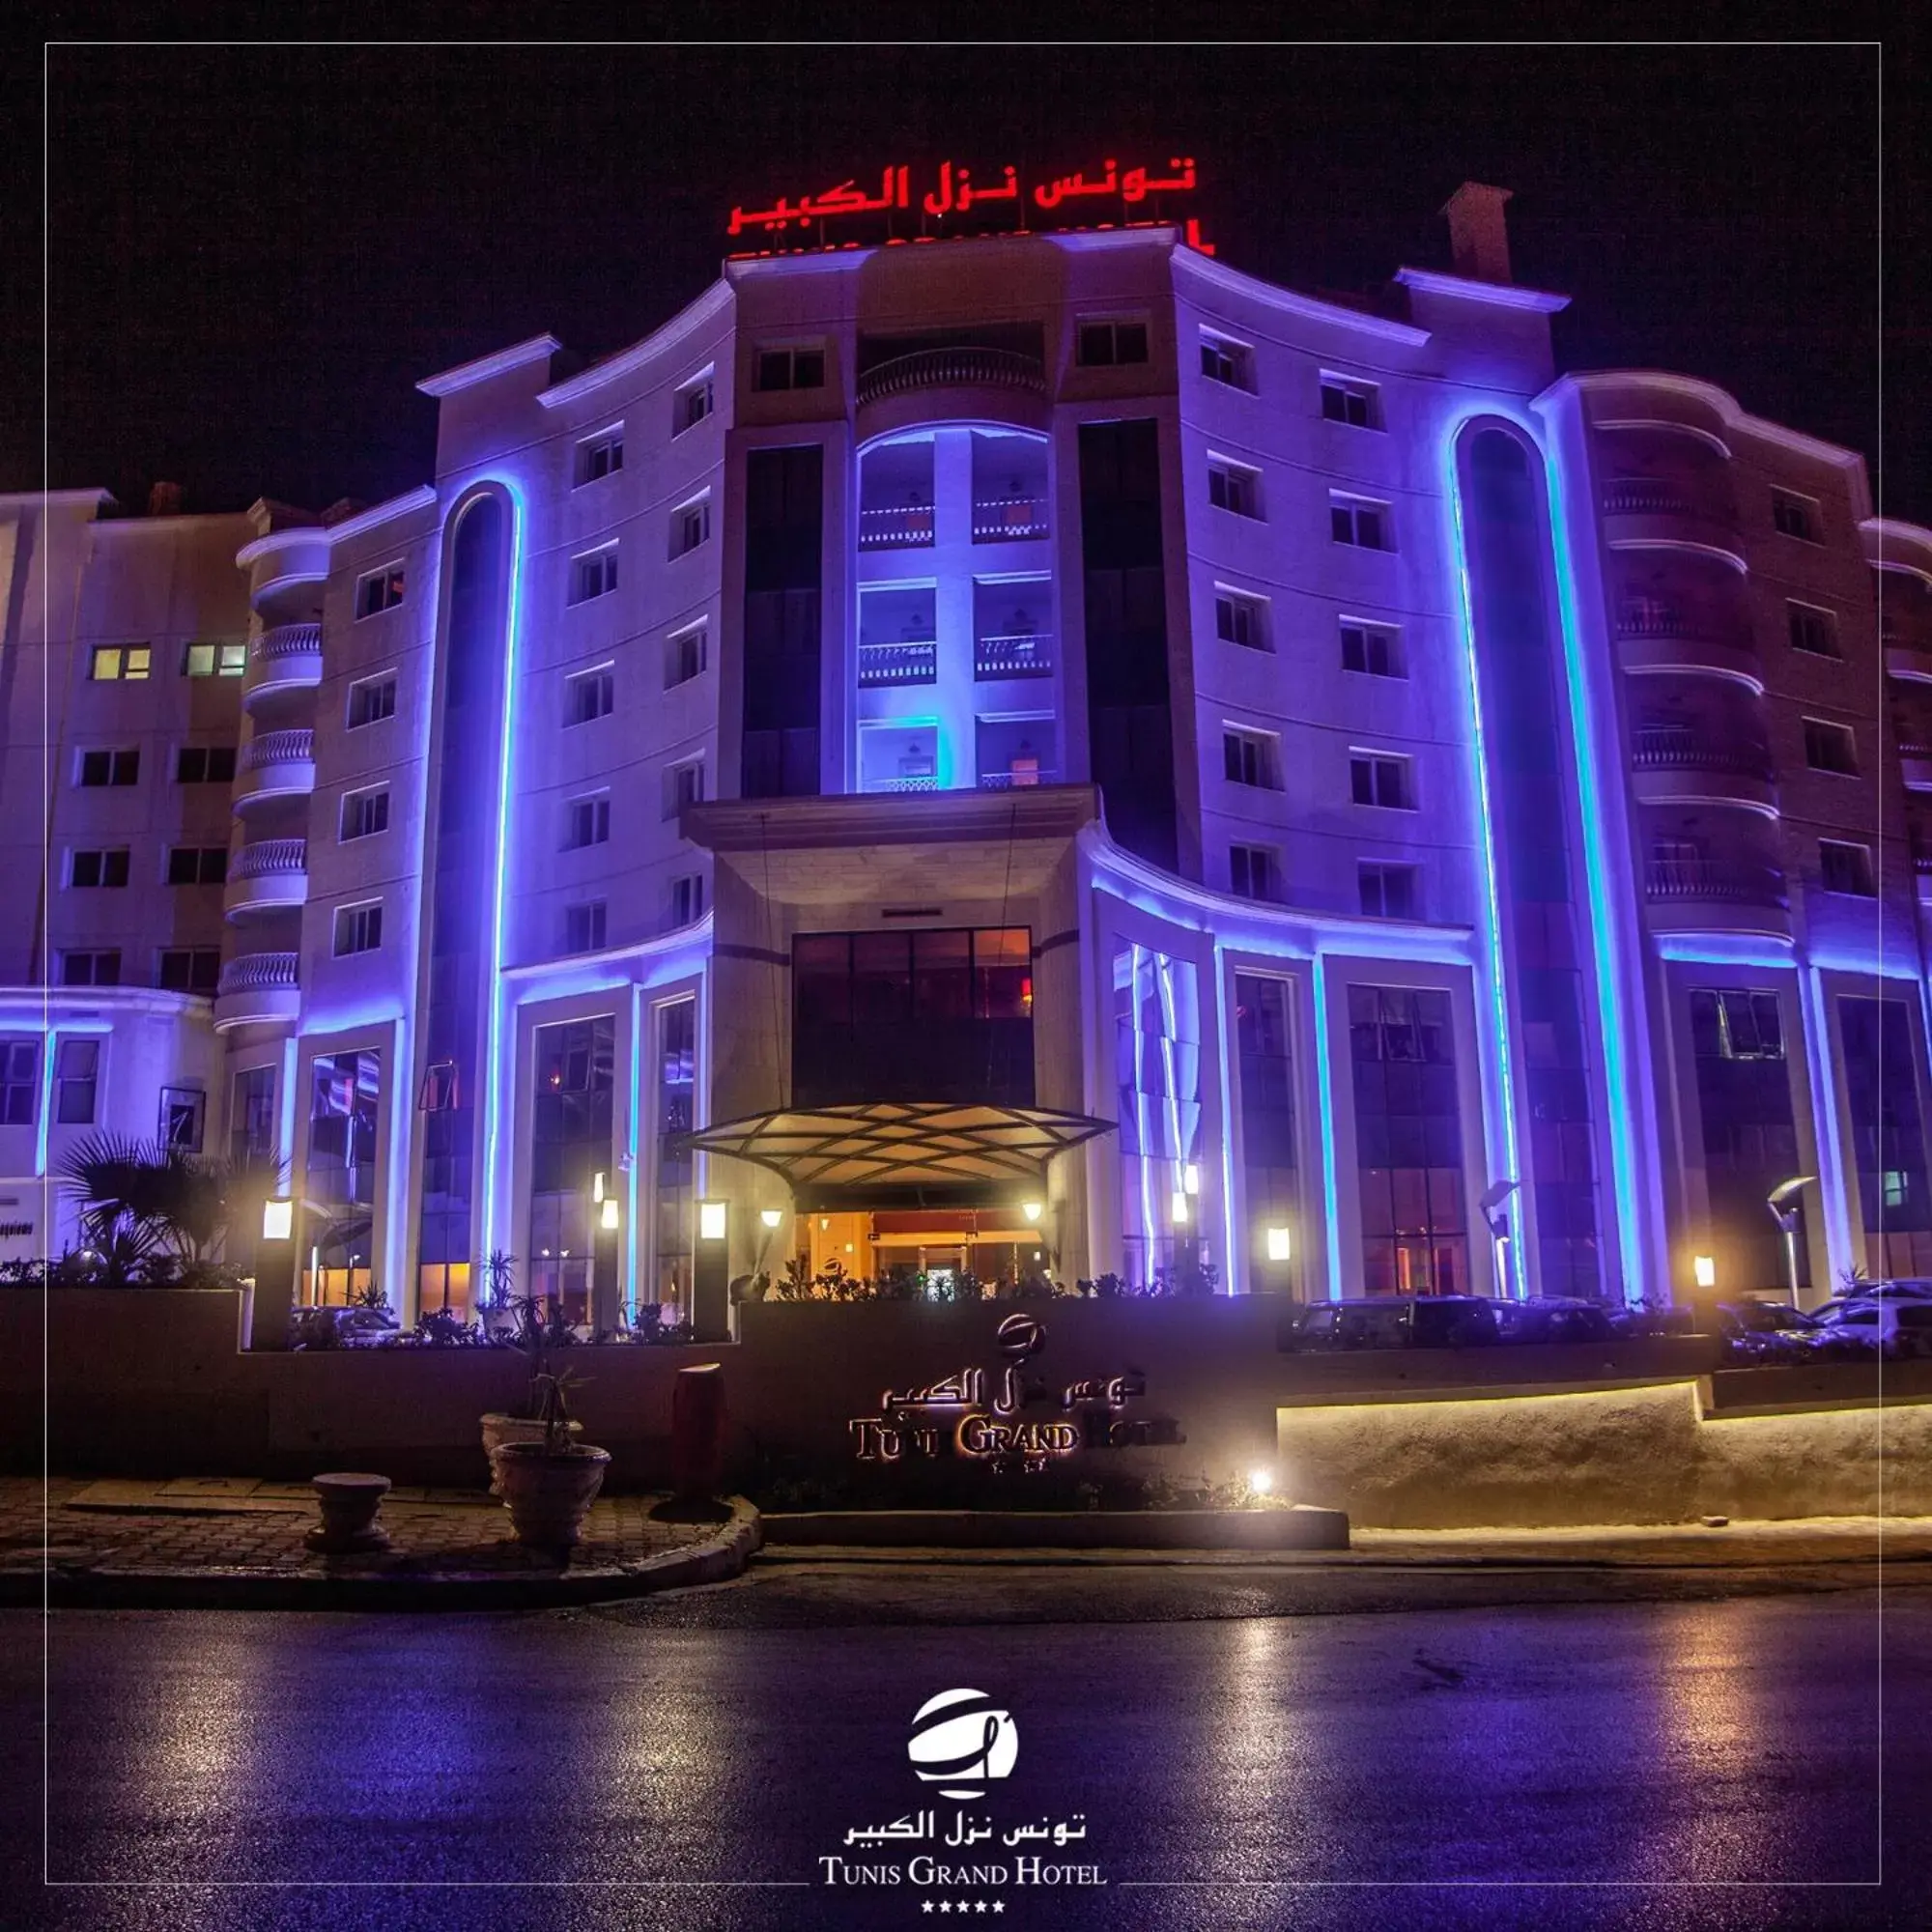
[147,480,184,518]
[1441,182,1514,285]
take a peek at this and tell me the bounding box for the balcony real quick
[857,504,936,552]
[1630,725,1777,815]
[1888,640,1932,686]
[979,769,1061,790]
[1644,858,1791,939]
[1601,478,1745,571]
[1902,742,1932,792]
[856,347,1050,440]
[975,632,1053,680]
[1615,608,1761,691]
[857,639,937,688]
[242,622,324,707]
[1917,853,1932,909]
[867,775,940,794]
[232,727,317,811]
[972,497,1051,543]
[213,951,300,1030]
[224,838,308,920]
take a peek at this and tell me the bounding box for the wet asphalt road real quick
[3,1576,1926,1932]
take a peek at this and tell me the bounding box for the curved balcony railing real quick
[867,775,939,793]
[255,622,323,661]
[1644,859,1787,906]
[857,505,936,551]
[1616,607,1727,642]
[230,838,307,879]
[1632,726,1774,781]
[856,347,1047,410]
[975,633,1053,679]
[216,952,300,996]
[979,769,1060,790]
[1604,481,1693,517]
[243,728,315,770]
[973,497,1050,542]
[857,639,937,687]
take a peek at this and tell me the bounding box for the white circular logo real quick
[908,1688,1019,1800]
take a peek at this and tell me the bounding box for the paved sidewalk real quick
[0,1475,759,1607]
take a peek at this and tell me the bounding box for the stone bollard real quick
[670,1363,726,1505]
[305,1472,392,1553]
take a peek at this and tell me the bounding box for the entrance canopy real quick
[677,1101,1113,1210]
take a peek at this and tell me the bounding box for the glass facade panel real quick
[1236,974,1298,1290]
[1114,944,1202,1288]
[1841,996,1932,1277]
[528,1015,616,1326]
[305,1049,380,1307]
[655,1000,696,1312]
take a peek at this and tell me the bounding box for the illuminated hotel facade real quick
[5,185,1927,1321]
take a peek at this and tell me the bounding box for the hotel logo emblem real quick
[908,1689,1019,1800]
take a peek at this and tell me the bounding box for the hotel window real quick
[564,899,608,953]
[1350,752,1414,810]
[175,746,238,783]
[1320,376,1379,428]
[1771,489,1819,541]
[670,871,705,926]
[1199,332,1252,389]
[1214,588,1269,652]
[159,1085,206,1151]
[1236,975,1299,1286]
[1786,602,1840,658]
[1819,839,1876,896]
[347,673,397,727]
[755,345,826,391]
[183,640,246,677]
[333,901,384,956]
[576,426,624,485]
[1077,319,1149,367]
[55,1039,99,1126]
[565,665,615,724]
[570,545,619,604]
[665,759,704,819]
[166,845,228,886]
[340,786,390,841]
[665,625,707,688]
[528,1014,617,1325]
[1230,843,1278,901]
[671,497,711,557]
[656,997,696,1306]
[1803,719,1858,776]
[71,848,130,889]
[355,562,407,618]
[231,1065,277,1166]
[564,793,611,849]
[61,950,121,987]
[1222,726,1280,790]
[1688,985,1802,1287]
[1330,494,1391,550]
[674,372,714,434]
[1696,988,1784,1061]
[1350,984,1467,1296]
[1359,862,1418,920]
[156,948,220,994]
[308,1048,381,1220]
[1341,620,1405,678]
[89,643,151,681]
[0,1040,36,1124]
[1208,458,1262,520]
[77,747,139,786]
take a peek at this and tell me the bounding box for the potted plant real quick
[493,1368,611,1548]
[480,1289,582,1490]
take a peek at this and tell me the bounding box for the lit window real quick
[55,1038,99,1126]
[1772,490,1819,541]
[71,849,130,889]
[166,846,228,886]
[333,902,384,955]
[1358,862,1418,920]
[670,872,706,927]
[1320,377,1379,428]
[77,747,139,787]
[1222,727,1280,790]
[1819,839,1875,896]
[340,787,391,841]
[1214,590,1268,652]
[570,546,619,604]
[89,643,151,681]
[1199,333,1251,388]
[666,627,708,688]
[1076,320,1150,367]
[158,1085,205,1151]
[175,746,238,783]
[184,640,246,677]
[156,949,220,994]
[1208,459,1262,519]
[1350,752,1414,810]
[0,1039,37,1124]
[1230,844,1277,901]
[671,497,711,557]
[355,563,407,618]
[565,794,611,849]
[565,666,615,724]
[565,900,608,952]
[61,950,121,987]
[1803,719,1858,777]
[347,674,397,727]
[1341,621,1405,678]
[674,373,715,434]
[576,428,624,485]
[754,346,826,391]
[1786,602,1840,658]
[1330,495,1391,550]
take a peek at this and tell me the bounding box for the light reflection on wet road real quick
[4,1586,1921,1930]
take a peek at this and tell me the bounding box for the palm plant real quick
[57,1133,284,1276]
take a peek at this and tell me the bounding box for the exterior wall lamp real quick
[262,1199,293,1241]
[759,1208,784,1229]
[698,1200,727,1242]
[1264,1224,1293,1264]
[1692,1253,1717,1290]
[600,1198,620,1232]
[1170,1192,1190,1226]
[1022,1201,1043,1223]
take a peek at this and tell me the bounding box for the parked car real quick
[1816,1299,1932,1359]
[1492,1297,1618,1345]
[1715,1298,1836,1365]
[1288,1295,1499,1351]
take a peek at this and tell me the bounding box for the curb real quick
[1,1497,761,1611]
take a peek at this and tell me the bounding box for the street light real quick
[759,1208,783,1229]
[262,1198,293,1241]
[600,1198,620,1232]
[1767,1177,1814,1301]
[1692,1253,1717,1291]
[698,1201,727,1242]
[1022,1201,1043,1223]
[1264,1224,1293,1264]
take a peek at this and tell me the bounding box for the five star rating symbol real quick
[922,1903,1003,1915]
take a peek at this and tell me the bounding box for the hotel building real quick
[4,185,1923,1322]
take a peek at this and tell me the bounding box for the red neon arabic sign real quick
[726,156,1212,257]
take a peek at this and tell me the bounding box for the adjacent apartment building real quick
[4,185,1923,1323]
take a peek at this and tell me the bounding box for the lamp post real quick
[1767,1176,1815,1303]
[252,1199,296,1350]
[694,1199,729,1341]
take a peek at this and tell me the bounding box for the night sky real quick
[25,43,1913,523]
